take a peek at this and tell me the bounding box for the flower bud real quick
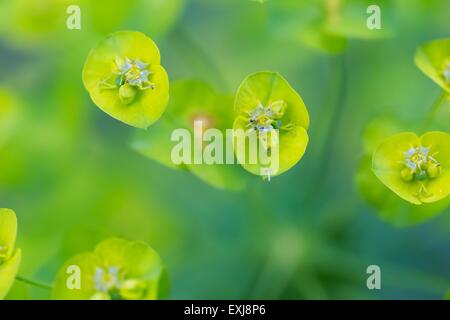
[400,168,414,182]
[427,163,441,179]
[120,279,147,300]
[119,84,137,105]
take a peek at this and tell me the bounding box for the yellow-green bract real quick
[0,208,21,299]
[82,31,169,129]
[415,38,450,95]
[372,131,450,205]
[52,237,167,300]
[233,72,309,177]
[132,80,248,191]
[356,118,450,227]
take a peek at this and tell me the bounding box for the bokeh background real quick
[0,0,449,299]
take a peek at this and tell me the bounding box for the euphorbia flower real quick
[52,238,166,300]
[372,131,450,205]
[415,38,450,95]
[356,118,450,226]
[233,71,309,178]
[0,208,21,299]
[131,80,248,191]
[267,0,392,54]
[82,31,169,129]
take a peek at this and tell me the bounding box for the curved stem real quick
[421,91,447,132]
[15,275,52,290]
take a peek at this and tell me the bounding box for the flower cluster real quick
[83,31,169,129]
[234,72,309,177]
[52,237,166,300]
[372,132,450,205]
[415,38,450,95]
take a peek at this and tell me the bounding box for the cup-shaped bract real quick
[372,131,450,205]
[415,38,450,95]
[52,237,166,300]
[0,209,21,299]
[356,118,450,226]
[82,31,169,129]
[132,80,248,191]
[233,72,309,178]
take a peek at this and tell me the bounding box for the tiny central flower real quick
[94,266,121,293]
[116,57,154,90]
[401,146,441,181]
[247,100,288,134]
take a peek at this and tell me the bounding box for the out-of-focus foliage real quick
[0,0,450,300]
[415,38,450,95]
[52,237,167,300]
[132,80,248,190]
[266,0,393,54]
[0,88,20,148]
[0,0,184,45]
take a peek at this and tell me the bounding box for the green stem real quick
[421,91,447,132]
[301,53,347,204]
[15,275,52,290]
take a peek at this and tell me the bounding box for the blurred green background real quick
[0,0,449,299]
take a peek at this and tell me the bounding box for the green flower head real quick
[82,31,169,129]
[415,38,450,95]
[0,208,21,299]
[372,131,450,205]
[233,72,309,178]
[132,80,248,191]
[357,118,450,226]
[52,237,166,300]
